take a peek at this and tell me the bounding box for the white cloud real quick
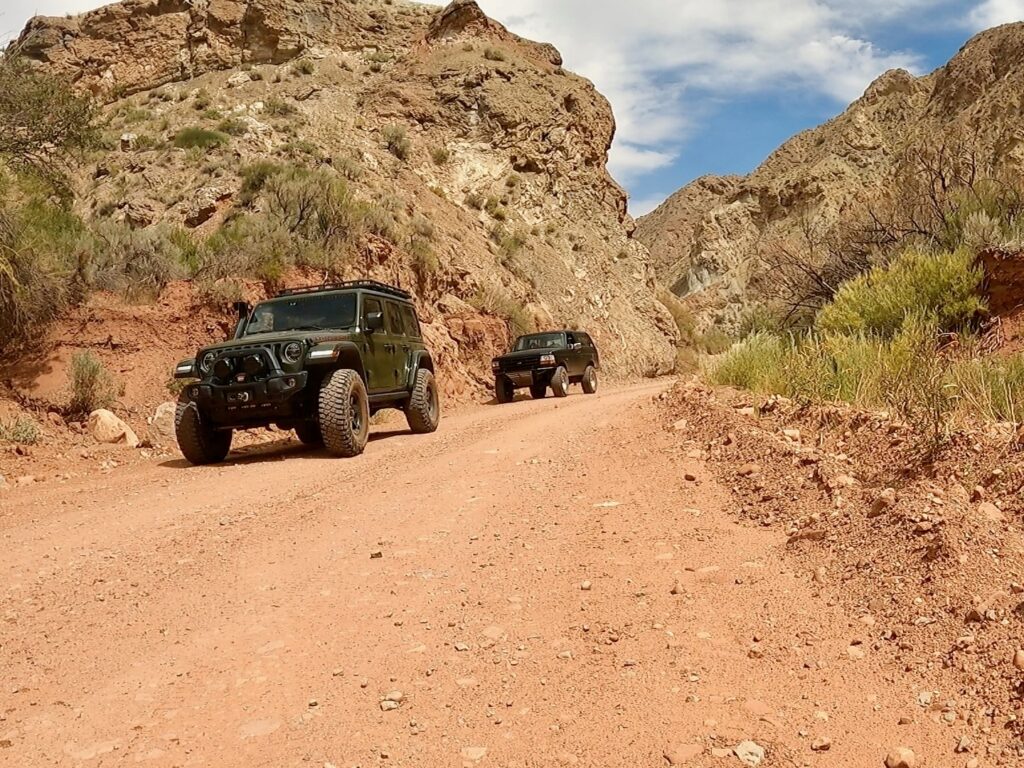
[628,193,670,218]
[478,0,929,199]
[609,144,676,184]
[969,0,1024,28]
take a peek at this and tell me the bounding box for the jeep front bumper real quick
[185,372,310,424]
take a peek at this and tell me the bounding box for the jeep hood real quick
[201,330,356,354]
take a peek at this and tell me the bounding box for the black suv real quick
[172,281,440,464]
[491,330,600,403]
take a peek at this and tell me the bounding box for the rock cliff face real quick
[636,22,1024,330]
[17,0,676,399]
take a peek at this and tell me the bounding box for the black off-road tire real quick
[406,368,441,434]
[550,366,569,398]
[495,376,515,404]
[318,369,370,457]
[295,422,324,446]
[175,397,232,465]
[581,365,598,395]
[530,382,547,399]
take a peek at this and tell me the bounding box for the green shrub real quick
[239,161,284,205]
[335,155,364,180]
[216,116,249,136]
[706,332,787,392]
[201,108,224,121]
[485,196,508,221]
[470,285,534,337]
[293,59,316,76]
[491,224,526,260]
[431,146,451,166]
[172,127,229,150]
[81,222,188,300]
[264,96,297,117]
[0,415,40,445]
[0,189,85,350]
[816,248,985,338]
[192,89,212,111]
[484,47,507,62]
[411,214,435,240]
[382,124,411,161]
[465,191,485,210]
[410,238,439,277]
[68,351,122,416]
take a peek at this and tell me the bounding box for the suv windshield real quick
[244,292,358,335]
[514,333,566,351]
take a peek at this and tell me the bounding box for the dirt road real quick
[2,382,949,767]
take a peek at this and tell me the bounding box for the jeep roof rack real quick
[276,280,412,300]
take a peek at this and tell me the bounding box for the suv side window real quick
[401,305,421,338]
[384,300,404,335]
[566,332,577,347]
[580,333,593,348]
[363,296,382,327]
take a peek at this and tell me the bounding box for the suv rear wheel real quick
[175,397,232,465]
[581,365,598,395]
[550,366,569,398]
[530,383,547,399]
[495,376,515,404]
[318,369,369,457]
[406,368,440,434]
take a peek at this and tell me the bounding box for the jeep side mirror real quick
[232,301,252,340]
[572,343,583,351]
[365,312,385,333]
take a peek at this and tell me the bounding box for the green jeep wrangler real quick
[172,281,440,465]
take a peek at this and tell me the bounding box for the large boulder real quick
[88,409,140,448]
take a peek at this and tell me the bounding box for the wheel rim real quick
[350,392,363,433]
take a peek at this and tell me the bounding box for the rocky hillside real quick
[11,0,675,410]
[636,22,1024,331]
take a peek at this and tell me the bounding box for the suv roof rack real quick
[276,280,412,300]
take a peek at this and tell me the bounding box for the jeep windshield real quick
[513,332,566,351]
[244,292,358,336]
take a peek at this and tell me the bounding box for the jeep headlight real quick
[282,342,303,365]
[199,351,216,374]
[540,354,556,365]
[491,359,500,371]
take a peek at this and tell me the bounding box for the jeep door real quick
[384,300,411,390]
[361,296,391,393]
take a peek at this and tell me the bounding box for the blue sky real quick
[5,0,1024,215]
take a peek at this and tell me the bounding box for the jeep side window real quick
[384,301,403,335]
[566,333,577,346]
[400,305,421,338]
[363,297,382,328]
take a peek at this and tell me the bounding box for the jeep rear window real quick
[244,292,358,335]
[514,333,565,351]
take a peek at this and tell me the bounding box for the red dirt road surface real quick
[2,383,948,767]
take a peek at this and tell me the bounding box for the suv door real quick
[384,300,410,390]
[361,296,390,393]
[564,332,584,377]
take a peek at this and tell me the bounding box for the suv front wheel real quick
[406,368,440,434]
[318,369,370,457]
[550,366,569,398]
[495,376,515,404]
[175,397,232,465]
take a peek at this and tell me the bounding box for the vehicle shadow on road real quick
[160,429,415,469]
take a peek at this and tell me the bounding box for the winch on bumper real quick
[175,348,310,425]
